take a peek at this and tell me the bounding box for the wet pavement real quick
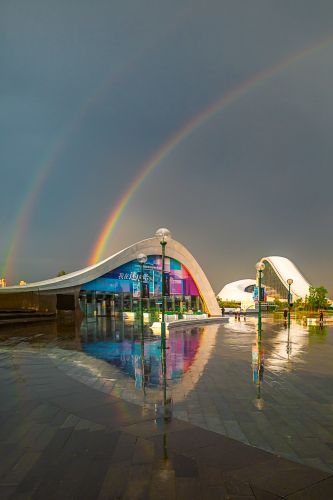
[1,316,333,498]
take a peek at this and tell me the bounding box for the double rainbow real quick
[2,34,333,280]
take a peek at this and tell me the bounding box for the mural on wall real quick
[81,256,200,297]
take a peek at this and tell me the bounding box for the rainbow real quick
[1,52,147,281]
[0,11,189,283]
[1,167,50,280]
[2,34,333,280]
[89,34,333,264]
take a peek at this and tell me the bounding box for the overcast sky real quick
[1,0,333,294]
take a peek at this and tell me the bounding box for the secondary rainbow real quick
[1,58,144,281]
[89,34,333,264]
[1,15,188,283]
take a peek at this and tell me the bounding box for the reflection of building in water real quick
[308,324,328,336]
[134,342,154,393]
[81,324,219,405]
[252,341,264,384]
[82,328,202,389]
[264,322,309,373]
[252,332,265,409]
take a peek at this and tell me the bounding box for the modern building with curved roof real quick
[218,279,257,310]
[218,279,256,302]
[218,256,311,306]
[0,236,221,317]
[260,256,311,301]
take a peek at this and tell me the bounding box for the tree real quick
[57,270,66,277]
[217,298,240,308]
[273,298,283,310]
[305,286,328,311]
[293,297,304,310]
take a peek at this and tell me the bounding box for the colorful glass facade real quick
[81,255,200,297]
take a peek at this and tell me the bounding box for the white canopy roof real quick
[218,279,256,302]
[0,237,221,316]
[262,256,311,300]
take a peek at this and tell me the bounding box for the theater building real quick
[0,236,221,318]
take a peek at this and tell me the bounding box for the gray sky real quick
[1,0,333,294]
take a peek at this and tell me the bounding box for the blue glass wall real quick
[81,255,200,297]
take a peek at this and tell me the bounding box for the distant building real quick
[259,256,310,301]
[218,279,259,310]
[218,279,256,302]
[218,256,311,307]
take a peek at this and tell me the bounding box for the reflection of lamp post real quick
[286,320,292,360]
[256,261,265,338]
[252,330,264,410]
[155,228,171,351]
[137,253,147,344]
[287,278,293,329]
[161,341,167,409]
[140,340,146,395]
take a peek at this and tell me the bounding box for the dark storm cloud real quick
[1,0,333,294]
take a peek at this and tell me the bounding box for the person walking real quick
[283,308,288,321]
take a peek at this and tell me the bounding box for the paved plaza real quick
[1,318,333,498]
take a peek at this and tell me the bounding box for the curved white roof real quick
[261,256,311,300]
[218,279,256,302]
[0,237,221,316]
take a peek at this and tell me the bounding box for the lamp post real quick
[256,261,265,338]
[137,253,147,345]
[287,278,293,329]
[155,228,171,352]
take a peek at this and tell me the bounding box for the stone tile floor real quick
[1,346,333,499]
[38,317,333,474]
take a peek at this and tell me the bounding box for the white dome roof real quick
[218,279,256,302]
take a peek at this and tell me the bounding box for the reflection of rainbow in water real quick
[89,34,333,264]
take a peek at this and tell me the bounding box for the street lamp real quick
[256,261,265,337]
[287,278,293,328]
[155,228,171,351]
[137,253,147,344]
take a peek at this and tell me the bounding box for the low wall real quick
[0,287,81,319]
[0,291,56,313]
